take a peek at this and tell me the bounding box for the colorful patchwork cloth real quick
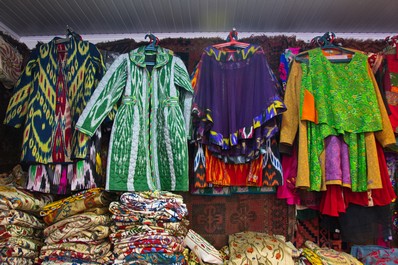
[44,212,111,238]
[40,188,113,225]
[0,185,53,212]
[0,210,45,229]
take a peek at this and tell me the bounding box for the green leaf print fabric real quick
[300,48,382,191]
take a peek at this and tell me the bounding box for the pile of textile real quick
[298,241,362,265]
[39,188,114,264]
[109,191,189,264]
[351,245,398,265]
[0,185,53,265]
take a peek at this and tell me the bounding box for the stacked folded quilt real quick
[0,185,53,265]
[39,188,114,264]
[109,191,189,265]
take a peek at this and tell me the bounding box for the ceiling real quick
[0,0,397,47]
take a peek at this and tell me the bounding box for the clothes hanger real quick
[144,33,159,52]
[212,28,250,50]
[295,32,354,64]
[383,34,398,54]
[55,25,81,44]
[144,33,159,66]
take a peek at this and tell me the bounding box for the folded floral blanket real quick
[0,185,53,213]
[0,236,42,251]
[110,202,183,223]
[40,249,114,264]
[45,225,110,244]
[114,251,186,264]
[0,224,42,238]
[0,210,45,229]
[40,188,113,225]
[44,213,110,237]
[120,192,186,215]
[0,256,34,265]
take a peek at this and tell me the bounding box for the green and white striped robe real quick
[76,46,193,191]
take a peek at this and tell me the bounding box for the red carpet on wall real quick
[181,193,295,249]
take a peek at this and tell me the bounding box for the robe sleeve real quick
[174,57,193,138]
[3,51,38,128]
[280,61,301,153]
[76,54,128,137]
[368,64,396,147]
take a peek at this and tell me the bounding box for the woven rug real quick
[181,193,295,249]
[294,216,342,251]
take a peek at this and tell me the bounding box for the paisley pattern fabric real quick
[40,188,112,225]
[76,46,193,192]
[4,36,105,163]
[300,48,383,191]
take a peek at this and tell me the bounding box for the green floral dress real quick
[300,48,382,191]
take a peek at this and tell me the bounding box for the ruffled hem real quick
[192,96,286,150]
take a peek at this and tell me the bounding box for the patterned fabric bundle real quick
[109,191,189,264]
[0,185,51,264]
[39,188,114,264]
[40,187,113,225]
[225,231,295,265]
[351,245,398,265]
[298,241,362,265]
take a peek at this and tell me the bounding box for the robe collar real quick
[130,45,170,68]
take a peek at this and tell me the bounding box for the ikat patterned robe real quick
[3,37,105,163]
[76,46,193,191]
